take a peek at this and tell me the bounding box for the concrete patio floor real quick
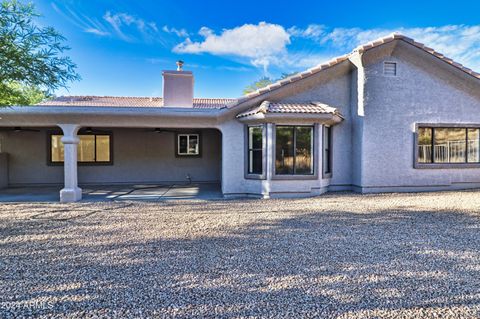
[0,183,223,202]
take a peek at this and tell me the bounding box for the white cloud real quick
[176,23,480,73]
[173,22,291,71]
[51,2,111,37]
[101,11,161,42]
[318,25,480,71]
[288,24,325,39]
[162,25,189,37]
[84,28,110,36]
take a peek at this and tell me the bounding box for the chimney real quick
[162,60,193,107]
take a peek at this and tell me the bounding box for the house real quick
[1,33,480,202]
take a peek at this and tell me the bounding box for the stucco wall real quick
[0,153,8,189]
[219,120,265,197]
[360,49,480,192]
[3,128,221,186]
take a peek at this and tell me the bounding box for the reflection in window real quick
[323,126,332,174]
[275,126,313,175]
[418,127,480,164]
[51,134,111,164]
[247,126,263,175]
[418,128,433,163]
[177,134,200,156]
[468,129,480,163]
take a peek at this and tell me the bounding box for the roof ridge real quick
[232,32,480,108]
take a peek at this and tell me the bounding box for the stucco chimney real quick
[162,61,193,107]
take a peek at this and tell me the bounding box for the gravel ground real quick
[1,191,480,318]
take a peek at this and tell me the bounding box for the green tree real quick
[0,0,80,106]
[243,72,298,95]
[243,76,274,95]
[0,81,49,105]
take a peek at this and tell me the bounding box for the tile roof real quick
[236,101,341,118]
[38,96,236,109]
[232,33,480,108]
[38,34,480,112]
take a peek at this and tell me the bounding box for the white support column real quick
[58,124,82,202]
[261,123,274,198]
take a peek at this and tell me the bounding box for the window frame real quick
[47,130,113,166]
[272,124,318,180]
[244,124,266,180]
[414,123,480,169]
[175,133,202,157]
[322,125,333,178]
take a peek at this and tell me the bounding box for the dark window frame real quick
[244,124,266,180]
[175,132,202,157]
[47,130,113,166]
[414,123,480,169]
[323,125,333,178]
[272,124,318,180]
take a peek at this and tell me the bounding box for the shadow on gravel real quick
[1,204,480,318]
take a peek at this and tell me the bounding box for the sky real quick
[33,0,480,98]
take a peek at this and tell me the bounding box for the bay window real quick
[275,125,314,175]
[247,126,264,175]
[323,126,332,176]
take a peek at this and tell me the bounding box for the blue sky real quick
[34,0,480,98]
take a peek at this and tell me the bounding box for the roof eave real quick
[237,112,343,124]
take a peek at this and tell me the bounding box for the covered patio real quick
[0,183,222,202]
[0,95,229,202]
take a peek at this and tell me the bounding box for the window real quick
[247,126,263,175]
[177,134,200,156]
[417,127,480,165]
[384,62,397,76]
[275,126,314,175]
[50,133,112,164]
[323,126,332,175]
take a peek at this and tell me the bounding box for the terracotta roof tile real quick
[38,96,236,109]
[236,101,342,118]
[38,34,480,112]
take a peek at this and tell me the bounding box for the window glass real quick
[434,128,466,163]
[96,135,111,162]
[178,135,188,154]
[275,126,314,175]
[275,126,295,174]
[188,135,199,154]
[177,134,199,155]
[50,133,111,164]
[418,127,480,165]
[249,127,262,149]
[418,127,432,163]
[295,127,313,174]
[468,129,480,163]
[248,126,263,175]
[323,126,332,174]
[78,135,95,162]
[51,135,64,162]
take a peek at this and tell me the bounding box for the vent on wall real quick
[384,62,397,76]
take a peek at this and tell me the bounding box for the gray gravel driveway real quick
[1,191,480,318]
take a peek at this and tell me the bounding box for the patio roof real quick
[38,96,237,109]
[236,101,343,119]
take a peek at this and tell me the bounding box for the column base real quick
[60,187,82,203]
